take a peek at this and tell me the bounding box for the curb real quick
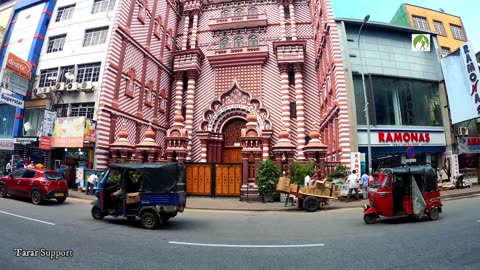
[69,191,480,212]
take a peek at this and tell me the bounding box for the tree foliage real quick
[289,160,316,185]
[257,159,282,196]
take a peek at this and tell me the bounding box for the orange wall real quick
[405,4,466,52]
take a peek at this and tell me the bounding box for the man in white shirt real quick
[5,161,12,175]
[86,174,99,195]
[346,169,359,202]
[304,174,311,186]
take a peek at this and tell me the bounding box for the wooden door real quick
[186,164,212,196]
[222,118,246,163]
[215,164,242,196]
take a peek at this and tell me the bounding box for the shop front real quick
[358,128,447,173]
[0,138,14,174]
[50,117,97,188]
[456,136,480,184]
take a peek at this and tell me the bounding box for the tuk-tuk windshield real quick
[373,173,392,189]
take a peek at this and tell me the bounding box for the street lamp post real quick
[357,15,372,174]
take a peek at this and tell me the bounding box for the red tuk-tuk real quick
[363,165,442,224]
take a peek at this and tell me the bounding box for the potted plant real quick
[257,159,281,202]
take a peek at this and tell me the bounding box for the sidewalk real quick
[69,185,480,212]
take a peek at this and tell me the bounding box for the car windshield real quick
[44,172,64,180]
[373,173,391,188]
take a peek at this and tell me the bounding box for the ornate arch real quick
[199,80,272,133]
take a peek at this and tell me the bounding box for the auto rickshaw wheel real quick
[428,207,440,221]
[0,185,7,197]
[364,214,378,224]
[91,206,104,220]
[303,196,319,212]
[141,211,159,229]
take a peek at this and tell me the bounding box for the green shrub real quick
[257,159,282,196]
[327,164,348,181]
[289,160,316,185]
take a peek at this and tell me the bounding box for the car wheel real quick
[0,185,7,198]
[91,206,104,220]
[141,211,159,230]
[303,196,319,212]
[428,207,440,221]
[31,191,42,205]
[364,214,378,224]
[56,197,66,204]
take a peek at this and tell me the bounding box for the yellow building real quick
[391,3,467,56]
[0,0,15,43]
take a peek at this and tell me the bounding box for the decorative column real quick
[189,10,199,49]
[278,1,286,41]
[185,71,196,161]
[274,152,284,170]
[303,128,328,176]
[242,152,249,186]
[240,112,263,201]
[109,124,135,163]
[295,64,305,159]
[289,0,297,41]
[262,130,273,160]
[135,125,161,163]
[279,64,290,130]
[165,110,188,163]
[174,73,184,112]
[181,11,190,50]
[272,126,296,175]
[197,131,209,163]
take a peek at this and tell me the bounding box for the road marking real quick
[0,210,55,226]
[477,220,480,223]
[169,241,325,248]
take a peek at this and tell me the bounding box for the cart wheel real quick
[141,211,159,230]
[428,207,440,221]
[303,196,319,212]
[364,214,377,224]
[91,206,104,220]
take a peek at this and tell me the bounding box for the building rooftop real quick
[335,17,438,35]
[402,3,463,20]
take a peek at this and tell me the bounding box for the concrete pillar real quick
[185,72,196,161]
[181,12,190,50]
[278,2,286,41]
[174,73,184,113]
[280,65,290,130]
[190,12,199,49]
[242,152,249,185]
[289,0,297,41]
[295,64,305,159]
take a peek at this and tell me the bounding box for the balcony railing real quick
[206,45,269,68]
[209,13,267,31]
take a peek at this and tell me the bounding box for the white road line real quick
[168,241,325,248]
[0,210,55,226]
[477,220,480,223]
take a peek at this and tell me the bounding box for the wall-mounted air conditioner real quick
[54,82,65,92]
[66,82,78,92]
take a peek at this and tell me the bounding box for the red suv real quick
[0,168,69,205]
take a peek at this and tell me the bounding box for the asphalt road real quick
[0,195,479,270]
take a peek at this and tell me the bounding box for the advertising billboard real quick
[51,117,86,148]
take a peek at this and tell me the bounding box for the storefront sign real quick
[441,41,480,124]
[84,119,96,142]
[0,93,24,108]
[357,130,446,147]
[457,137,480,154]
[14,137,37,145]
[1,53,31,96]
[39,136,51,150]
[41,110,56,136]
[51,117,86,148]
[452,154,460,177]
[350,152,361,176]
[442,151,453,181]
[5,53,31,79]
[0,138,14,150]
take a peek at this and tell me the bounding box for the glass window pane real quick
[353,75,366,125]
[372,76,395,125]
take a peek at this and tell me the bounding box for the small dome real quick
[309,130,320,140]
[279,126,289,139]
[145,125,155,139]
[174,114,185,123]
[246,113,257,123]
[118,126,128,139]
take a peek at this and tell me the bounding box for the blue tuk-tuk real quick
[90,163,186,229]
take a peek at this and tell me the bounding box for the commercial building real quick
[313,0,453,174]
[390,3,468,56]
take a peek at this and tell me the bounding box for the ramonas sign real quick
[378,132,430,143]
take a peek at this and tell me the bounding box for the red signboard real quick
[39,136,51,150]
[378,132,430,143]
[6,53,31,80]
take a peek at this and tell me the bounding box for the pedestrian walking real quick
[361,172,369,200]
[304,173,311,186]
[86,174,99,195]
[4,160,12,175]
[346,170,359,202]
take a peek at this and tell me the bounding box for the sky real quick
[332,0,479,52]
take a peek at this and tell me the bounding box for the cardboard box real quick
[126,192,141,204]
[323,181,333,189]
[321,188,332,197]
[299,187,307,193]
[276,177,291,192]
[313,181,324,190]
[333,190,341,198]
[314,188,323,196]
[289,184,299,193]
